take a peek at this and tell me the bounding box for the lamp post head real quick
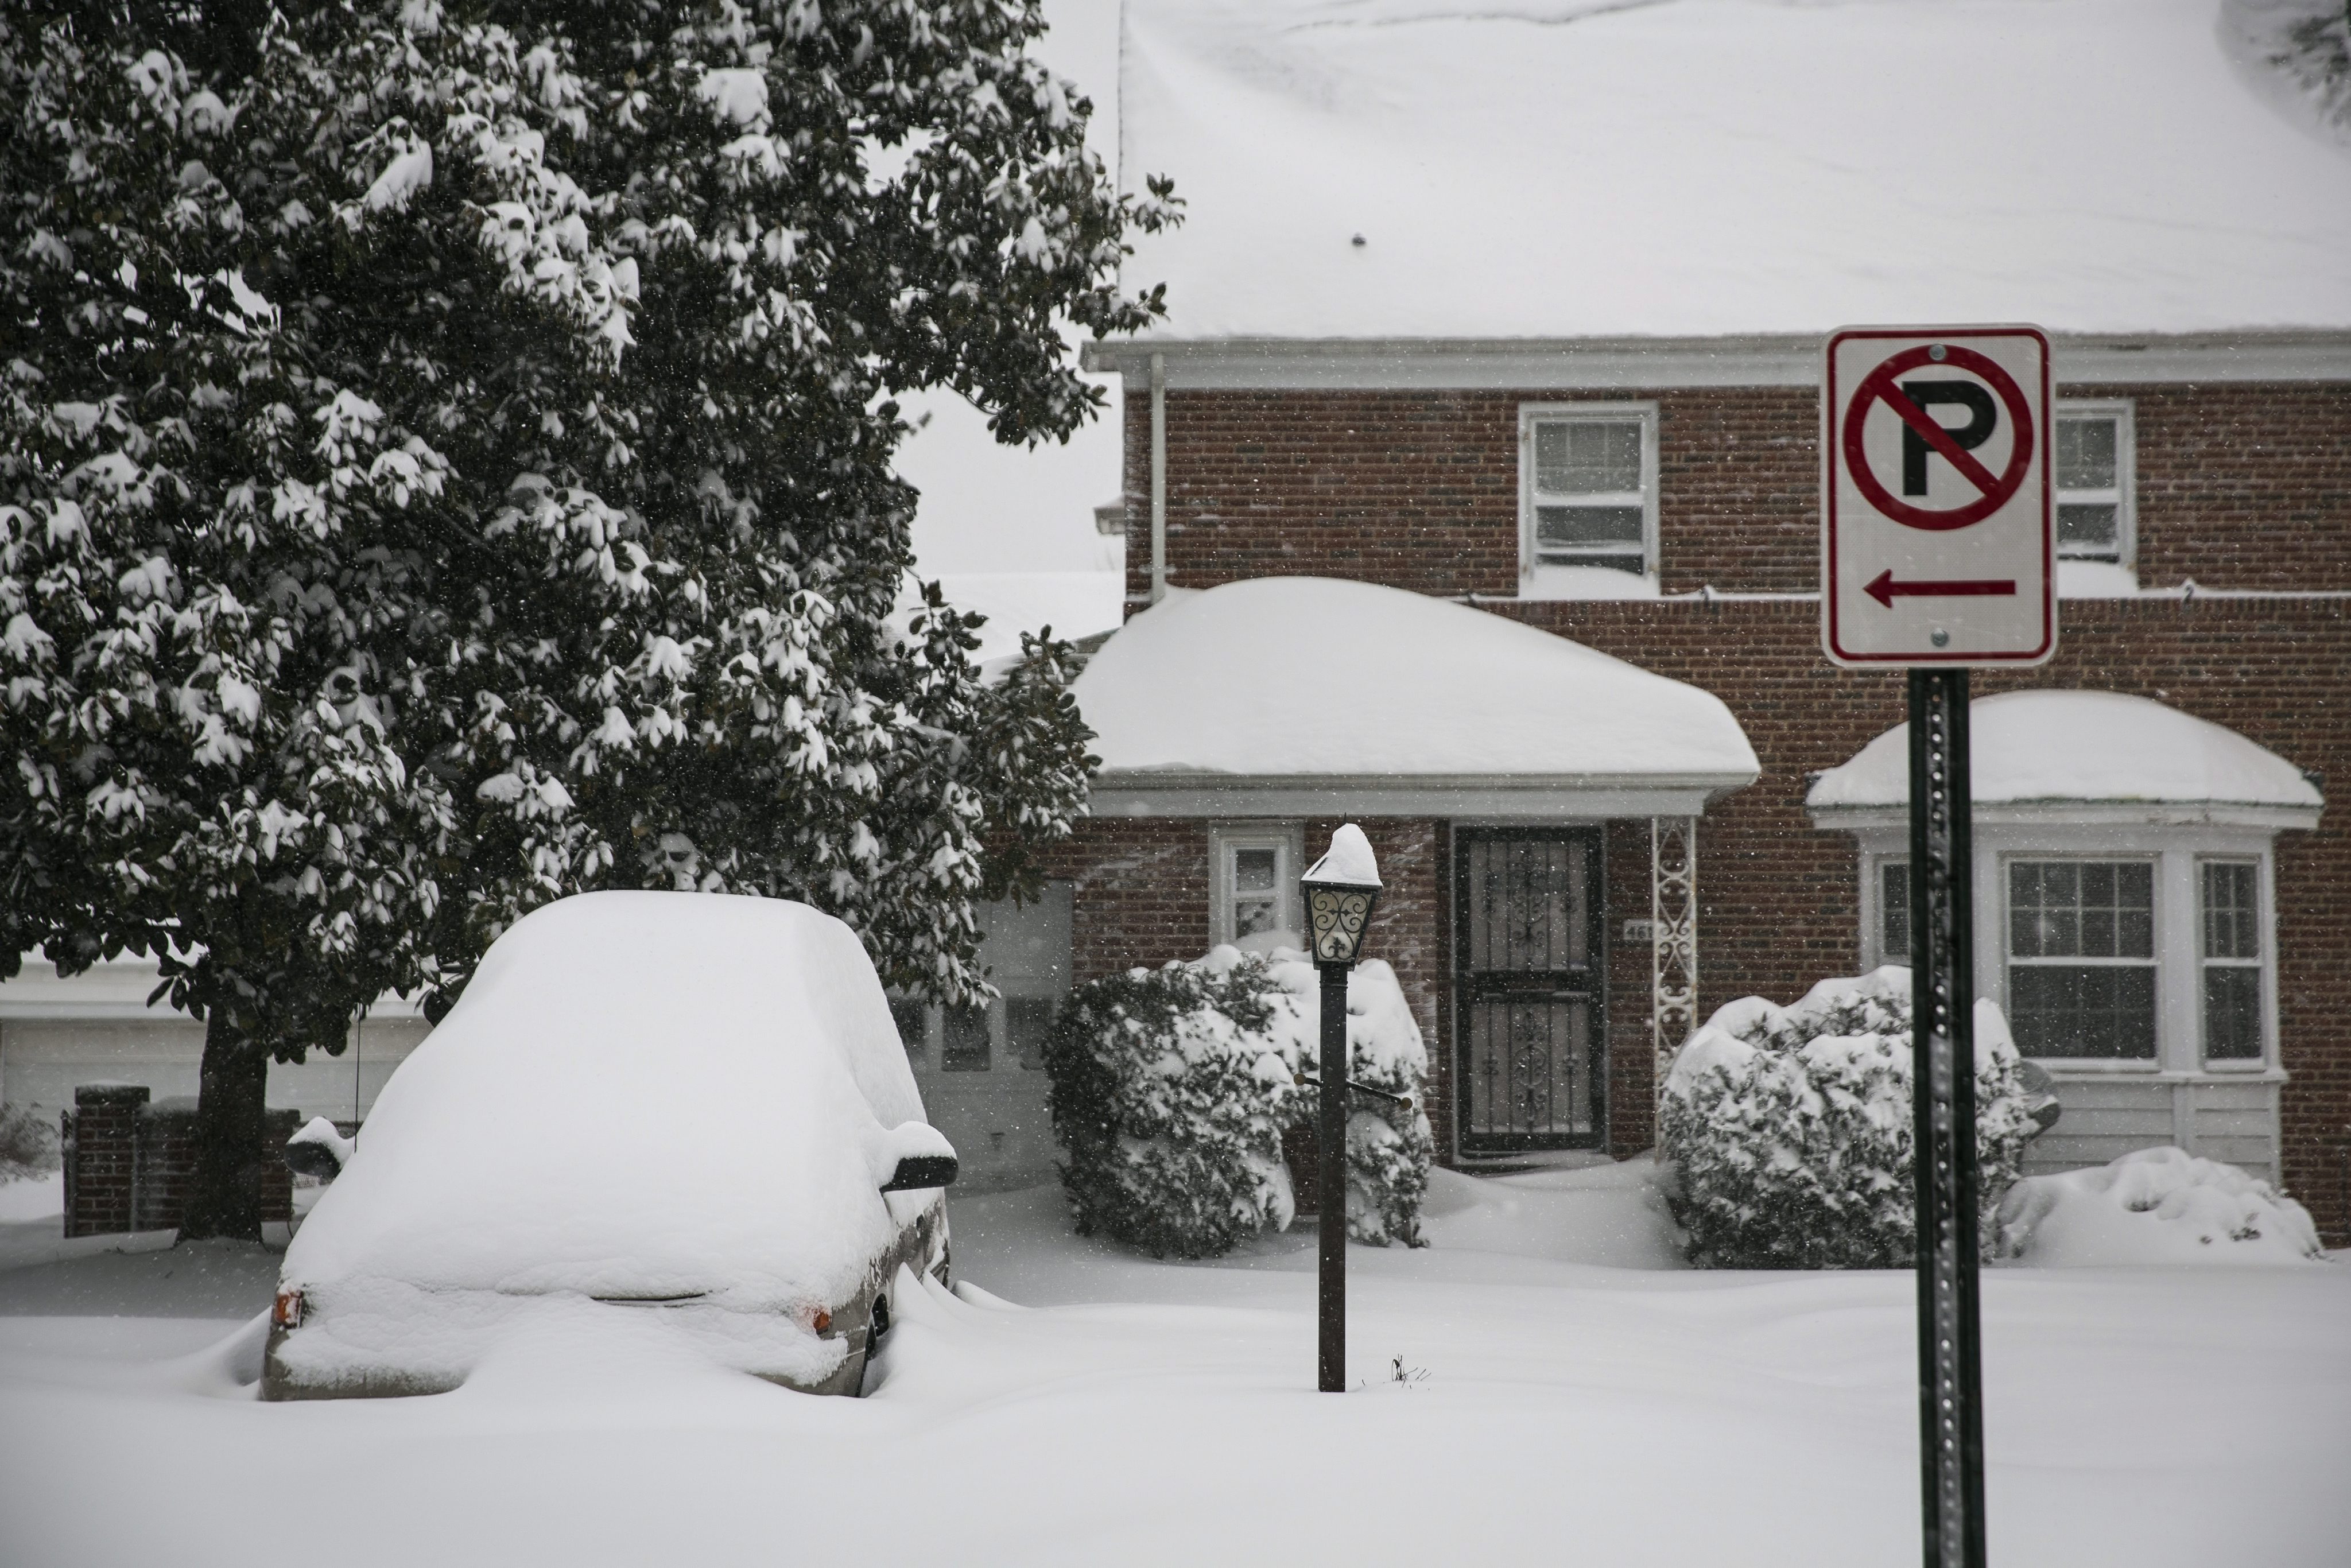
[1300,824,1382,967]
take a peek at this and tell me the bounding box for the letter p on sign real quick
[1821,325,2056,668]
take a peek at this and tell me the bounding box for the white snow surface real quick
[1076,577,1759,779]
[1303,822,1380,887]
[1999,1146,2326,1266]
[1119,0,2351,337]
[1807,689,2325,811]
[5,1169,2349,1567]
[281,894,943,1328]
[0,1171,63,1224]
[286,1116,356,1171]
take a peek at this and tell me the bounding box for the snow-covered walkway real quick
[1,1168,2345,1567]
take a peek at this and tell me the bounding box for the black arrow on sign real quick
[1864,569,2018,608]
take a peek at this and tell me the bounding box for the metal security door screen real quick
[1456,830,1605,1151]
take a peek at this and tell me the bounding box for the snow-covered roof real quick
[1116,0,2351,340]
[1073,578,1758,814]
[1806,690,2324,819]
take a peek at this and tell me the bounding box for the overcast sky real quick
[899,0,1126,579]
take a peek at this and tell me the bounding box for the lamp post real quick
[1301,824,1382,1394]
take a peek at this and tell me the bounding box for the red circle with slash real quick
[1842,344,2036,531]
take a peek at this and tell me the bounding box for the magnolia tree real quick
[0,0,1174,1237]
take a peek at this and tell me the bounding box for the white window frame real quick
[1211,824,1302,948]
[2000,853,2162,1065]
[1856,829,2281,1076]
[2052,399,2136,570]
[1518,401,1661,596]
[2195,855,2271,1068]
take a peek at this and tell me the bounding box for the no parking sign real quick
[1822,325,2055,667]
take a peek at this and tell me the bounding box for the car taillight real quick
[272,1288,304,1330]
[812,1308,832,1334]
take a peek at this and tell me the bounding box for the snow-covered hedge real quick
[1997,1146,2326,1266]
[0,1104,59,1182]
[1044,945,1431,1258]
[1659,967,2037,1269]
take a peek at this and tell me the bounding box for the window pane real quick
[941,1005,991,1072]
[1232,847,1278,895]
[2009,860,2151,958]
[1535,420,1642,495]
[889,997,928,1062]
[2203,967,2261,1060]
[2055,416,2117,490]
[1880,860,1910,962]
[1536,504,1644,548]
[2008,965,2157,1059]
[2202,863,2260,959]
[1233,894,1281,939]
[1006,996,1057,1072]
[2057,503,2118,554]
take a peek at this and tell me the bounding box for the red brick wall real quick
[1123,382,2351,599]
[1038,819,1211,987]
[61,1084,296,1236]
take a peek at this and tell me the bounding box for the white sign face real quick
[1821,325,2055,667]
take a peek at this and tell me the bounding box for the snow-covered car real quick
[262,891,957,1400]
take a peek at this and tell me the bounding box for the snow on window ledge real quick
[2057,560,2139,599]
[1520,565,1661,601]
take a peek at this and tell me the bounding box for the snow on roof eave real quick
[1078,331,2351,389]
[1807,797,2323,833]
[1089,766,1760,821]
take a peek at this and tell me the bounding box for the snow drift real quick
[1997,1146,2327,1266]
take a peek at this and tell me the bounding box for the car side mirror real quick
[282,1115,355,1181]
[880,1153,959,1192]
[283,1139,343,1181]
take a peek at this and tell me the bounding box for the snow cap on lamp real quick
[1301,824,1381,965]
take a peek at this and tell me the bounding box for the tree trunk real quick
[179,1008,271,1242]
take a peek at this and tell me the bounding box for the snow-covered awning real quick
[1109,0,2351,341]
[1806,690,2323,830]
[1073,577,1758,818]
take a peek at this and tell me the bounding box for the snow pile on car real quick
[1997,1146,2326,1266]
[1045,941,1430,1257]
[276,892,945,1388]
[1661,967,2038,1268]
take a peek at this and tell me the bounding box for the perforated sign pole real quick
[1823,325,2051,1568]
[1908,669,1985,1568]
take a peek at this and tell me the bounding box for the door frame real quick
[1450,825,1609,1154]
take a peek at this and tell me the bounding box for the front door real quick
[1455,829,1605,1152]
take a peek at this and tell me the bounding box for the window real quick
[2007,860,2156,1059]
[941,1004,992,1072]
[1520,403,1659,584]
[1879,858,1910,965]
[2052,402,2133,565]
[1212,827,1300,946]
[1007,996,1057,1072]
[2201,861,2263,1061]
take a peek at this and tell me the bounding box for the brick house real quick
[903,0,2351,1237]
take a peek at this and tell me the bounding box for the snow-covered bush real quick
[1997,1146,2326,1266]
[1045,945,1431,1258]
[0,1103,59,1182]
[1659,967,2037,1269]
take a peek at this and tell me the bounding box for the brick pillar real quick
[65,1084,148,1239]
[127,1100,301,1232]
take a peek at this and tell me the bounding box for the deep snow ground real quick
[1,1167,2345,1568]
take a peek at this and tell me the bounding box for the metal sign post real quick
[1824,325,2055,1567]
[1907,669,1985,1568]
